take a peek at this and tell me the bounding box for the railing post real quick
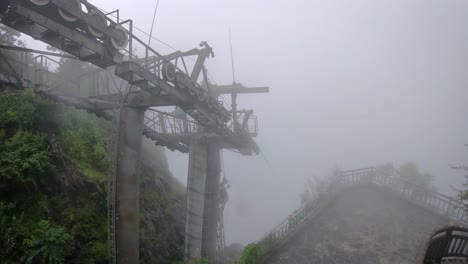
[158,112,166,134]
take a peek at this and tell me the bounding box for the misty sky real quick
[17,0,468,245]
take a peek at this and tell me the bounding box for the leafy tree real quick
[0,89,43,132]
[451,146,468,206]
[49,58,88,96]
[225,243,244,264]
[375,163,395,177]
[0,131,54,191]
[399,162,433,191]
[22,220,73,264]
[52,107,110,181]
[300,166,341,205]
[0,24,22,46]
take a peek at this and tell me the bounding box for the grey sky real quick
[18,0,468,245]
[101,0,468,245]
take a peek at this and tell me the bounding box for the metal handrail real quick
[415,225,468,264]
[256,166,468,263]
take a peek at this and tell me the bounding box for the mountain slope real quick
[266,185,449,264]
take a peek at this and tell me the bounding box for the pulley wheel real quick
[58,0,81,22]
[30,0,50,5]
[162,62,176,82]
[187,81,197,96]
[207,98,214,109]
[110,25,129,50]
[174,72,186,89]
[87,10,108,38]
[196,88,206,102]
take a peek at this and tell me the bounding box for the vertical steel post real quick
[231,93,238,133]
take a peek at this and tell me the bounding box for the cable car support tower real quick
[0,0,269,263]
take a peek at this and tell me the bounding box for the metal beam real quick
[90,91,181,107]
[6,4,121,68]
[0,45,76,59]
[190,45,213,82]
[212,84,270,95]
[115,61,230,133]
[0,49,23,89]
[34,86,191,152]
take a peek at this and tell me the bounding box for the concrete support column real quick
[88,72,97,97]
[202,143,221,262]
[184,143,208,262]
[115,105,144,264]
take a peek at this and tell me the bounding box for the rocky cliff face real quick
[139,138,186,263]
[267,185,449,264]
[0,90,186,263]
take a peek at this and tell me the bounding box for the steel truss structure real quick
[0,1,269,262]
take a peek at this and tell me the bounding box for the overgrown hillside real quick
[0,90,186,263]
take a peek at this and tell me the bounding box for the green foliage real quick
[238,239,278,264]
[0,91,108,263]
[0,29,113,264]
[0,131,53,190]
[0,90,60,263]
[375,163,394,177]
[47,192,107,263]
[451,146,468,206]
[239,243,260,264]
[139,144,186,263]
[399,162,433,191]
[0,89,44,132]
[23,220,73,264]
[173,257,211,264]
[0,76,184,263]
[50,59,90,97]
[0,201,29,262]
[0,24,22,46]
[225,243,244,264]
[52,107,110,182]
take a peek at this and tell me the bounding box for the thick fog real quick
[22,0,468,245]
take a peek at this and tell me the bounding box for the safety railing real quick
[2,0,232,132]
[415,225,468,264]
[0,48,29,88]
[339,167,375,185]
[144,108,199,135]
[255,166,468,263]
[144,108,258,137]
[387,180,468,223]
[226,110,258,137]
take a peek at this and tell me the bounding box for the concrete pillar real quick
[184,143,208,262]
[201,143,221,262]
[88,72,97,97]
[115,105,144,264]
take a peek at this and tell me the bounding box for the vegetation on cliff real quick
[0,90,107,263]
[0,27,185,263]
